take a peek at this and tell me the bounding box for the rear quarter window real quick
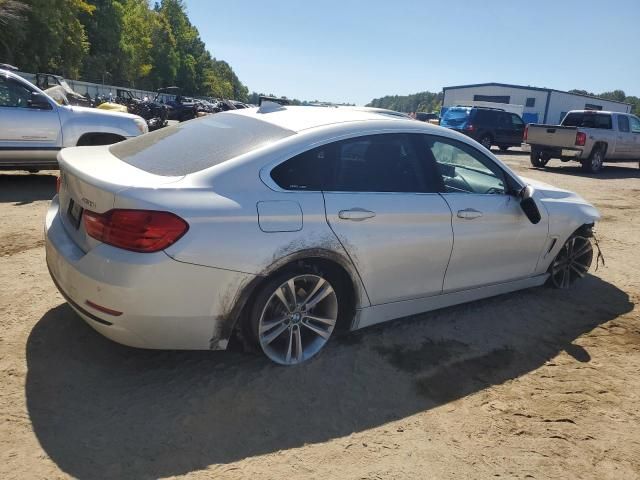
[110,113,295,176]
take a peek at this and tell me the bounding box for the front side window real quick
[425,137,506,195]
[0,76,32,108]
[326,134,432,193]
[630,116,640,133]
[618,115,630,133]
[510,114,525,128]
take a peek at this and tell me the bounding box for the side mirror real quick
[519,185,541,224]
[28,92,53,110]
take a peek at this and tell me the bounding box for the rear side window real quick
[473,109,496,124]
[326,134,433,193]
[562,112,612,129]
[618,116,630,133]
[110,113,295,176]
[271,148,327,190]
[510,114,524,128]
[631,116,640,133]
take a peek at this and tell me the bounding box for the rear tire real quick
[246,266,343,365]
[530,148,549,168]
[582,146,604,173]
[479,135,492,150]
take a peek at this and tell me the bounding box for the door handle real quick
[457,208,483,220]
[338,208,376,221]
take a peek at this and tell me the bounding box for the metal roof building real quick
[442,82,632,124]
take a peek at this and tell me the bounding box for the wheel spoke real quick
[572,242,592,259]
[259,315,288,334]
[304,283,334,310]
[285,327,293,363]
[301,319,332,339]
[304,314,336,327]
[286,279,298,309]
[261,322,288,344]
[300,277,326,307]
[294,326,303,362]
[274,287,292,313]
[569,262,586,278]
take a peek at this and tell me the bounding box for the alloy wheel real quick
[550,236,593,288]
[591,149,604,172]
[258,274,338,365]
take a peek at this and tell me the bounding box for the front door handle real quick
[338,208,376,221]
[457,208,483,220]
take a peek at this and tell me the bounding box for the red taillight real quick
[56,176,61,193]
[575,131,587,146]
[464,124,475,132]
[523,125,528,142]
[83,209,189,253]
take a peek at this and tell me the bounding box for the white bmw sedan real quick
[45,103,600,365]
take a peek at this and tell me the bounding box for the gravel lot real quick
[0,151,639,480]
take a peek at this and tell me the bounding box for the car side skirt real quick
[353,274,549,330]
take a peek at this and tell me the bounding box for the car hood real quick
[66,105,139,120]
[520,175,600,222]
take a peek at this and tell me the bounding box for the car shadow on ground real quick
[530,164,640,180]
[26,275,633,479]
[0,172,57,204]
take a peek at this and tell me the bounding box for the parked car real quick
[36,73,94,108]
[522,110,640,173]
[115,88,168,131]
[46,106,599,365]
[0,69,148,171]
[440,106,525,151]
[415,112,439,123]
[155,87,198,122]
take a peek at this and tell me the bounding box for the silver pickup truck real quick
[522,110,640,173]
[0,69,148,172]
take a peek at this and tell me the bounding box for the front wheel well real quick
[76,133,126,146]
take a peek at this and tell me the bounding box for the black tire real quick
[499,146,509,152]
[479,135,492,150]
[547,234,594,289]
[27,169,40,174]
[530,148,549,168]
[582,146,605,173]
[245,265,346,364]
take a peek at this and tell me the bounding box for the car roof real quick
[228,104,416,133]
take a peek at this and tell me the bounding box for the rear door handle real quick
[338,208,376,221]
[457,208,483,220]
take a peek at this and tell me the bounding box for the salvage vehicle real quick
[0,68,148,171]
[440,106,525,151]
[115,88,168,131]
[522,110,640,173]
[36,73,94,108]
[155,87,198,122]
[45,104,600,365]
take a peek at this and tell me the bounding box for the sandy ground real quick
[0,151,639,480]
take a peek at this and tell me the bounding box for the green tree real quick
[0,0,30,61]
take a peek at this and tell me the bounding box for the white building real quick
[442,82,632,124]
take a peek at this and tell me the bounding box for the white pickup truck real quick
[0,69,148,172]
[522,110,640,173]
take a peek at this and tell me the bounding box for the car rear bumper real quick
[522,143,583,159]
[45,195,254,350]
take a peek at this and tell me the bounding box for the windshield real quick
[110,112,296,176]
[441,108,470,127]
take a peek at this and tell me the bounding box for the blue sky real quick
[184,0,640,105]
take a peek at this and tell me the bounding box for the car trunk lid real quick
[57,146,183,253]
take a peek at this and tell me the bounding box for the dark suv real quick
[439,106,525,151]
